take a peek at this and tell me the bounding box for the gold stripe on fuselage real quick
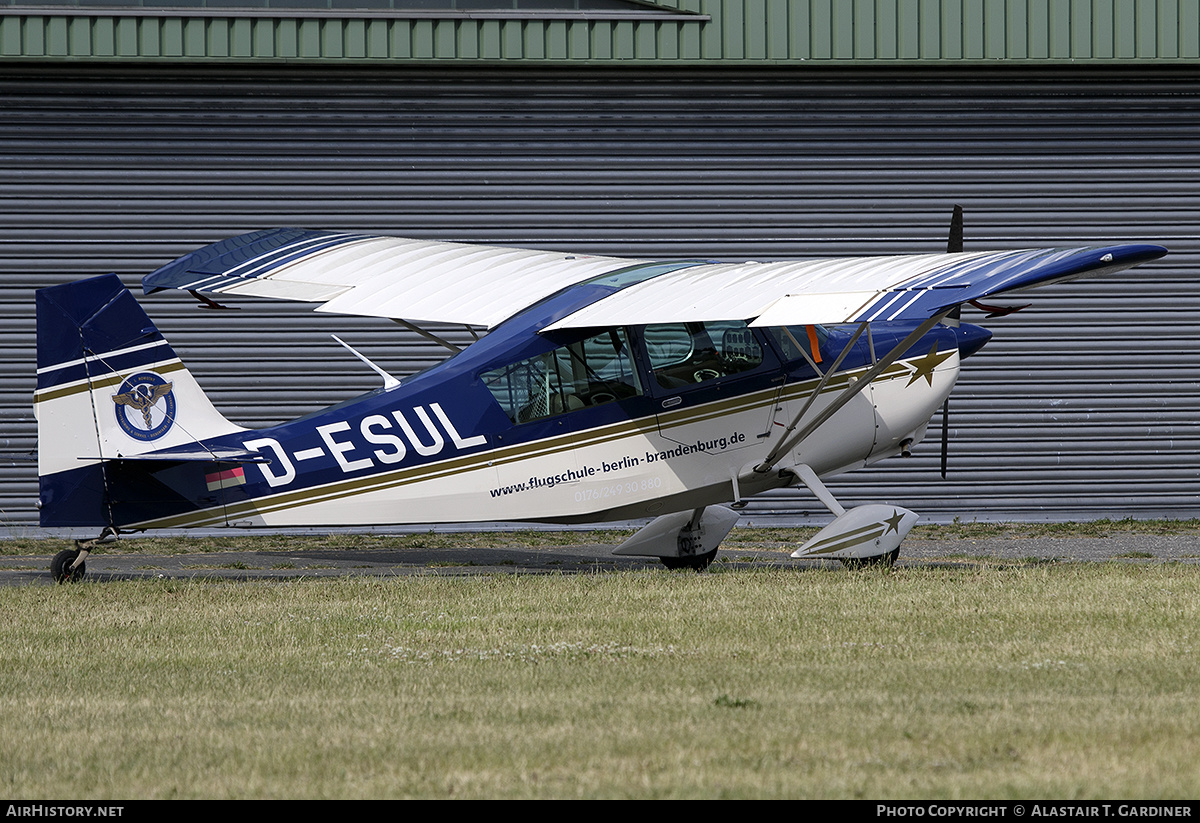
[132,359,916,529]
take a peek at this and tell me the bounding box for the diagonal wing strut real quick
[753,310,952,476]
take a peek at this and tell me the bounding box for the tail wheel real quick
[51,549,86,583]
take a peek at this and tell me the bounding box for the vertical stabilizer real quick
[35,274,244,526]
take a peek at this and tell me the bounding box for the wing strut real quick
[392,319,463,353]
[760,321,869,464]
[753,310,952,476]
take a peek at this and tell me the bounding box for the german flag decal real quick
[205,466,246,492]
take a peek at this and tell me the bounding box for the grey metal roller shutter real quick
[2,64,1196,530]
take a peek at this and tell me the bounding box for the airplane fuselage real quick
[65,276,989,532]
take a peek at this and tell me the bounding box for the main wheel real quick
[51,549,86,583]
[660,549,718,572]
[840,548,899,570]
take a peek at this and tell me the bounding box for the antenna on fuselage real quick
[331,335,401,390]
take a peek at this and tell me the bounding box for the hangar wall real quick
[2,0,1198,62]
[2,64,1197,530]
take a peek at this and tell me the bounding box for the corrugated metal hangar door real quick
[3,64,1197,531]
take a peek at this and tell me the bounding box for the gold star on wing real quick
[905,342,955,387]
[884,509,906,534]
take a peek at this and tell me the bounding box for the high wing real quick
[143,228,1166,331]
[543,244,1168,331]
[142,228,653,329]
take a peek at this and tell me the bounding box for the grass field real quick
[3,525,1200,799]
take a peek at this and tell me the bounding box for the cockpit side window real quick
[644,320,765,389]
[767,325,829,365]
[481,328,643,424]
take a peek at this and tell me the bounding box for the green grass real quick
[3,561,1200,799]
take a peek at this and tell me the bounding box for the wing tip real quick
[1116,242,1169,264]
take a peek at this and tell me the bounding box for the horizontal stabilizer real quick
[791,505,918,560]
[109,446,269,463]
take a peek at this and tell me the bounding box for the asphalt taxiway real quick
[2,532,1198,586]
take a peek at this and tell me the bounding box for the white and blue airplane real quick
[34,216,1167,581]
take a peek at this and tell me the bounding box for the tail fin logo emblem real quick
[112,372,176,441]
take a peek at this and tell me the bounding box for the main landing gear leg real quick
[659,508,718,572]
[612,505,739,572]
[51,527,116,584]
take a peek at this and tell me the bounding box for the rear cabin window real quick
[482,328,643,424]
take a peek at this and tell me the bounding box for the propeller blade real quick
[947,204,964,254]
[943,205,960,478]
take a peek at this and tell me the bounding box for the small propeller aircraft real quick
[34,210,1167,581]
